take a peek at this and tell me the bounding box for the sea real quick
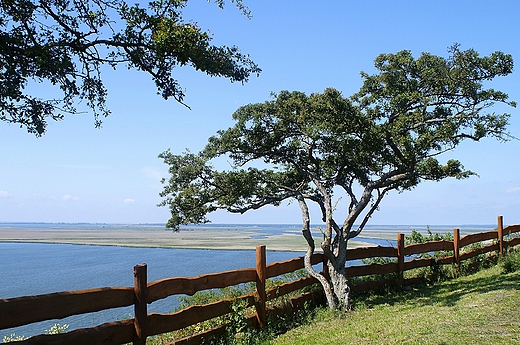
[0,223,495,339]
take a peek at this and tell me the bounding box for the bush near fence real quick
[1,216,519,345]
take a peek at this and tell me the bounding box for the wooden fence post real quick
[453,228,460,268]
[397,234,405,286]
[133,264,148,345]
[498,215,505,255]
[255,245,267,328]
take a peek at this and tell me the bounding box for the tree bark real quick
[328,259,351,310]
[297,195,338,310]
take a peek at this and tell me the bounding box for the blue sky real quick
[1,1,520,226]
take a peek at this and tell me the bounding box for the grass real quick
[265,264,520,345]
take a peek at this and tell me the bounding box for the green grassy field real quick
[266,264,520,345]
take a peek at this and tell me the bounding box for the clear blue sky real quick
[1,1,520,226]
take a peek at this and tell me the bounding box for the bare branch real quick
[348,187,390,239]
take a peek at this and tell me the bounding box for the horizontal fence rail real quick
[0,288,134,330]
[345,246,398,260]
[1,216,519,345]
[147,268,257,303]
[404,239,454,256]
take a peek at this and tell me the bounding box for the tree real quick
[0,0,260,136]
[159,46,516,310]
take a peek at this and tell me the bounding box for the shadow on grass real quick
[421,269,520,307]
[352,267,520,310]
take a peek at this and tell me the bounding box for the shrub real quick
[401,229,454,283]
[403,228,499,283]
[148,269,319,345]
[500,247,520,273]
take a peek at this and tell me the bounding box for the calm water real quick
[0,242,299,339]
[0,223,494,339]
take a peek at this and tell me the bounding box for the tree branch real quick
[348,187,389,239]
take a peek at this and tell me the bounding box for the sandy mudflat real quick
[0,226,378,252]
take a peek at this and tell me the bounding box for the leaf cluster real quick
[500,247,520,273]
[160,46,515,234]
[0,0,260,135]
[158,149,307,229]
[405,228,454,246]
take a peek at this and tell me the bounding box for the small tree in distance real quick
[159,45,516,310]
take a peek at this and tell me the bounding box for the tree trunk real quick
[304,252,350,311]
[303,250,337,310]
[323,233,351,310]
[297,194,350,310]
[328,262,351,310]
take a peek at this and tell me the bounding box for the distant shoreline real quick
[0,226,380,252]
[0,223,495,251]
[0,226,317,252]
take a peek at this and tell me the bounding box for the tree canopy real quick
[159,46,515,309]
[0,0,260,135]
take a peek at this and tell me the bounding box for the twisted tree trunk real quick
[298,195,351,310]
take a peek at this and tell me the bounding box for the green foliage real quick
[262,300,319,341]
[405,229,458,283]
[159,270,316,345]
[459,241,498,275]
[177,284,255,310]
[160,46,515,310]
[350,230,457,288]
[222,300,255,345]
[0,0,260,135]
[353,256,398,286]
[405,228,454,246]
[161,46,515,232]
[500,247,520,273]
[403,229,500,284]
[167,284,254,342]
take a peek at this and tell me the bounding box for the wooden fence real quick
[1,216,519,345]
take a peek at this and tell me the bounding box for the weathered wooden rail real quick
[1,216,519,345]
